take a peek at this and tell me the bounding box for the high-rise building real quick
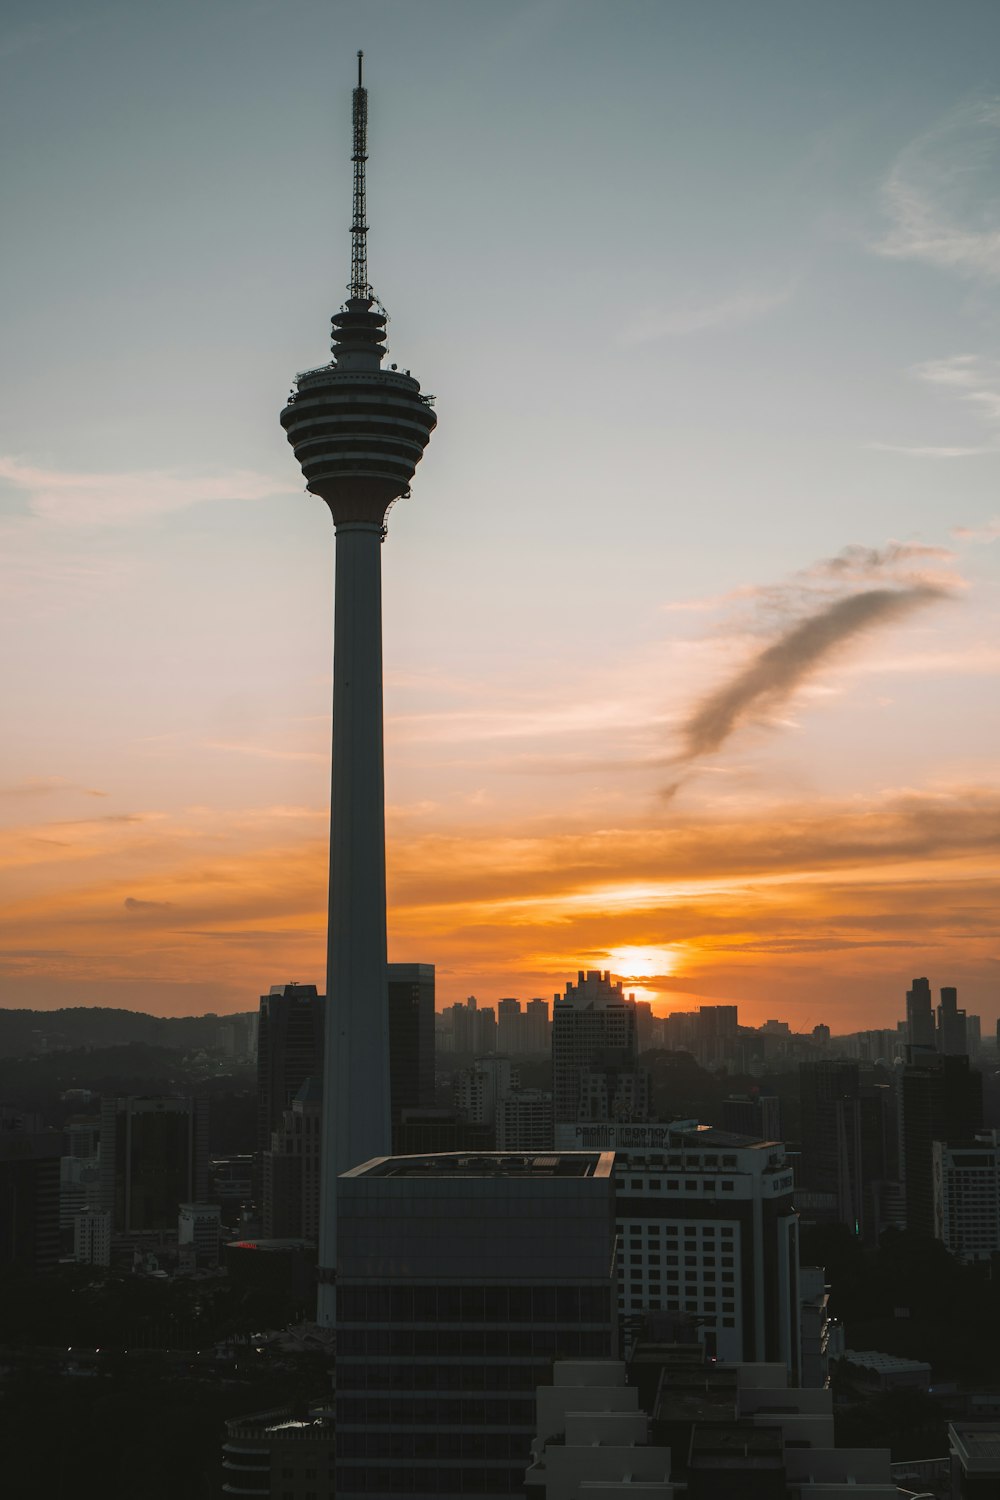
[454,1056,516,1128]
[906,976,936,1051]
[261,1076,323,1240]
[99,1095,209,1233]
[524,997,551,1053]
[0,1130,60,1271]
[933,1132,1000,1263]
[496,1089,554,1151]
[256,983,325,1161]
[568,1122,800,1374]
[901,1053,983,1237]
[387,963,435,1148]
[497,997,525,1054]
[722,1092,781,1140]
[178,1202,222,1267]
[798,1061,890,1240]
[937,985,968,1057]
[335,1151,617,1499]
[279,55,436,1327]
[73,1207,111,1267]
[552,970,649,1145]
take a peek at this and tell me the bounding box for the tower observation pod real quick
[279,52,436,1328]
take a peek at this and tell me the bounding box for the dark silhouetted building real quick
[906,976,935,1051]
[387,962,434,1149]
[336,1151,617,1499]
[256,983,325,1161]
[798,1061,890,1241]
[0,1130,60,1271]
[937,985,968,1057]
[99,1095,209,1233]
[262,1077,323,1241]
[902,1052,983,1237]
[553,970,649,1144]
[723,1093,781,1141]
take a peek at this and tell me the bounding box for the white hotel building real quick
[561,1121,801,1377]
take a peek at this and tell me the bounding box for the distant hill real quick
[0,1007,254,1059]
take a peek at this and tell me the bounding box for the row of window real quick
[338,1425,532,1456]
[338,1285,609,1323]
[623,1178,737,1192]
[337,1464,524,1494]
[337,1329,612,1358]
[337,1363,539,1392]
[622,1225,735,1237]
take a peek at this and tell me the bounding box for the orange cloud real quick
[1,784,995,1030]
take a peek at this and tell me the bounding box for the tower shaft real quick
[316,519,391,1326]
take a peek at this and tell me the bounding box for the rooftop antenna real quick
[350,49,374,302]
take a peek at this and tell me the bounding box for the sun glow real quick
[605,945,679,1004]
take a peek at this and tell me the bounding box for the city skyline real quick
[2,0,999,1031]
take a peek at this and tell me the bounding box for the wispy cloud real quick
[0,778,106,800]
[0,456,289,527]
[674,585,947,763]
[871,355,1000,459]
[953,517,1000,542]
[874,99,1000,280]
[624,284,794,344]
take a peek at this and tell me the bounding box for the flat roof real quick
[343,1151,614,1180]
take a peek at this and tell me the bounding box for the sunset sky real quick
[2,0,999,1031]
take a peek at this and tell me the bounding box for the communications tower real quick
[279,53,436,1326]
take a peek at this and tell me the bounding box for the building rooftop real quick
[344,1150,614,1180]
[842,1349,932,1374]
[951,1423,1000,1463]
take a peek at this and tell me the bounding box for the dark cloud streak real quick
[677,585,946,762]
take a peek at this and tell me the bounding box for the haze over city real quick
[2,0,999,1030]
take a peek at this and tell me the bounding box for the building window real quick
[722,1317,735,1328]
[722,1181,734,1191]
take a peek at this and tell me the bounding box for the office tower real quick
[0,1131,60,1271]
[901,1053,983,1237]
[694,1005,739,1067]
[937,985,968,1056]
[256,983,325,1161]
[73,1208,111,1267]
[933,1132,1000,1262]
[496,1089,554,1151]
[497,996,525,1054]
[723,1092,781,1141]
[906,976,935,1051]
[279,55,436,1326]
[552,969,649,1146]
[455,1056,516,1126]
[99,1095,209,1233]
[221,1405,335,1499]
[178,1202,222,1267]
[524,997,551,1053]
[444,997,500,1056]
[59,1151,101,1232]
[262,1076,323,1240]
[798,1061,889,1240]
[592,1123,800,1373]
[387,963,435,1148]
[335,1151,617,1499]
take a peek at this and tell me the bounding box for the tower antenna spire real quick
[350,48,373,302]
